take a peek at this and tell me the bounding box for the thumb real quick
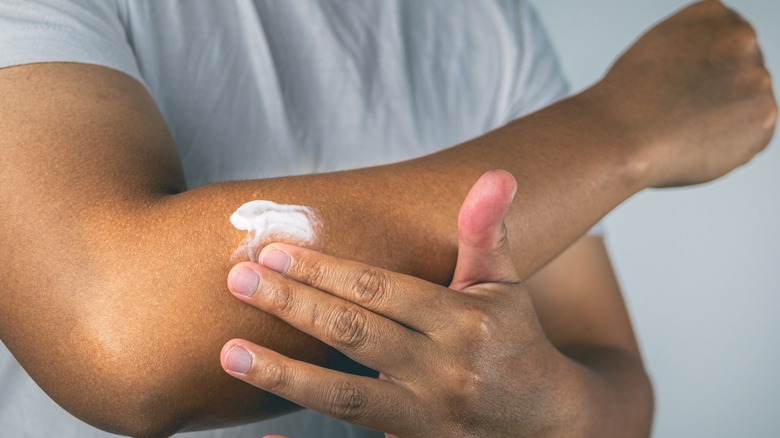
[450,170,520,291]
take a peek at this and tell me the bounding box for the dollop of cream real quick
[230,200,320,261]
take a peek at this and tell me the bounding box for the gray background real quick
[531,1,779,436]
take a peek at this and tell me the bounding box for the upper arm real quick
[0,63,173,433]
[0,63,344,436]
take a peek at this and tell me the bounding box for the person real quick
[0,0,774,437]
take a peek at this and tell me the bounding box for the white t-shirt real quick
[0,1,576,436]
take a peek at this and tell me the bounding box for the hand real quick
[585,0,777,187]
[220,170,582,437]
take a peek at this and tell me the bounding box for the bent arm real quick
[0,63,643,435]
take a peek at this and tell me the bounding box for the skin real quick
[225,3,777,434]
[223,171,630,437]
[0,0,775,436]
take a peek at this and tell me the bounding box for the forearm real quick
[180,89,643,280]
[419,90,646,279]
[171,93,643,281]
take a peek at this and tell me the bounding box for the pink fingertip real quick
[229,266,259,297]
[261,248,291,274]
[224,345,253,374]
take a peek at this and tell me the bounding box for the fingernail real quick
[230,266,259,297]
[225,345,253,374]
[262,249,290,274]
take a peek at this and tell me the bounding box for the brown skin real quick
[231,3,776,435]
[221,171,642,437]
[0,0,774,436]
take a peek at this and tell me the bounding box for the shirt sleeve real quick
[0,0,145,87]
[502,0,570,120]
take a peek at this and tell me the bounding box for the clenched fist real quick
[586,0,777,187]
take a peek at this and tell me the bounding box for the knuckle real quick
[761,94,779,129]
[438,362,486,410]
[352,268,388,307]
[323,381,366,421]
[692,0,722,16]
[455,304,496,345]
[737,26,758,49]
[478,312,500,339]
[718,3,750,27]
[732,66,770,95]
[473,311,502,347]
[330,306,370,351]
[299,256,327,287]
[729,25,758,52]
[455,367,486,402]
[755,68,773,91]
[714,27,756,58]
[259,359,290,393]
[742,92,778,132]
[455,293,534,345]
[267,281,296,316]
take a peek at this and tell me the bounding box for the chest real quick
[125,1,520,186]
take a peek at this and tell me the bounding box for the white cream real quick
[230,200,320,261]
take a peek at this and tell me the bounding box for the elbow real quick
[610,349,655,436]
[38,297,203,437]
[97,388,186,438]
[61,331,191,438]
[86,399,183,438]
[604,348,655,436]
[12,235,295,435]
[562,344,655,436]
[56,301,289,437]
[637,362,656,437]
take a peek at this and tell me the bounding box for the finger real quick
[227,262,427,373]
[252,243,459,333]
[449,169,520,291]
[221,340,421,435]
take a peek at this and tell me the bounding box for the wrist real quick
[571,85,657,191]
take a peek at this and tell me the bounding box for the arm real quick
[219,171,649,437]
[524,236,654,435]
[0,2,774,436]
[0,62,629,437]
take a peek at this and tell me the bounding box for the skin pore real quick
[0,1,775,436]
